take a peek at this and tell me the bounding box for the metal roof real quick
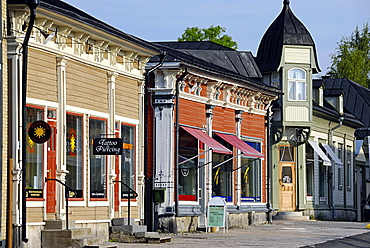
[151,42,280,95]
[256,0,320,73]
[315,78,370,138]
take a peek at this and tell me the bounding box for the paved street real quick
[104,220,370,248]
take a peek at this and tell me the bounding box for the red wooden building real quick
[145,41,280,232]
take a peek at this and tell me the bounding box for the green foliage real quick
[178,25,238,50]
[328,22,370,88]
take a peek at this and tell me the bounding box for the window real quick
[241,141,261,202]
[346,146,352,190]
[306,143,314,197]
[178,129,198,201]
[319,161,327,201]
[279,146,294,162]
[89,118,107,199]
[121,124,135,199]
[212,153,232,202]
[26,106,44,196]
[66,113,83,198]
[338,143,343,190]
[241,158,261,202]
[288,68,306,101]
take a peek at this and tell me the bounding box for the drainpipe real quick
[21,0,39,243]
[266,107,273,223]
[328,116,344,220]
[144,52,166,231]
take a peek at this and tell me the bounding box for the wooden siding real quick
[28,49,57,102]
[179,98,205,128]
[69,206,109,220]
[66,61,108,113]
[285,47,310,64]
[213,107,235,133]
[115,76,139,119]
[27,207,44,223]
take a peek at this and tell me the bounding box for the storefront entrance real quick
[279,162,296,211]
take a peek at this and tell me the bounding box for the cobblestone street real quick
[104,220,370,248]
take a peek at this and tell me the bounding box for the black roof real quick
[256,0,320,73]
[155,41,262,79]
[8,0,160,53]
[315,78,370,138]
[157,41,234,51]
[151,42,280,95]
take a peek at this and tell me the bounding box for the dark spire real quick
[256,0,320,73]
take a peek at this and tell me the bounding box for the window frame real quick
[287,68,307,101]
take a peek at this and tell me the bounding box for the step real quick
[273,211,310,221]
[134,231,160,238]
[111,225,147,235]
[84,245,117,248]
[112,218,135,226]
[147,236,172,244]
[42,228,92,239]
[44,219,76,229]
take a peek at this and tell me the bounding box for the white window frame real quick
[288,68,306,101]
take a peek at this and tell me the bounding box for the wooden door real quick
[279,162,296,211]
[46,121,57,213]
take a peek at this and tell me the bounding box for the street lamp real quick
[21,0,39,243]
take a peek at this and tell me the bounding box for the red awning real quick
[215,133,264,158]
[181,126,232,154]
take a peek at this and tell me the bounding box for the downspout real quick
[328,116,344,220]
[174,68,188,217]
[266,106,273,223]
[144,52,166,231]
[21,0,39,243]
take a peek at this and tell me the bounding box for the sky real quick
[63,0,369,77]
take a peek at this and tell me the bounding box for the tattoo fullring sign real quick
[93,138,123,155]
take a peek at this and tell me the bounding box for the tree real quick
[178,25,238,50]
[327,22,370,88]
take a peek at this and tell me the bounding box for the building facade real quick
[7,0,159,246]
[145,42,280,232]
[256,1,362,220]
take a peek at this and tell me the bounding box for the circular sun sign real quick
[28,121,51,143]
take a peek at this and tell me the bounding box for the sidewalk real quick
[105,220,370,248]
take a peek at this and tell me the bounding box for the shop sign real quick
[26,189,43,198]
[93,138,123,155]
[208,197,227,228]
[28,121,51,143]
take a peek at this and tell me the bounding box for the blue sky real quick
[63,0,369,76]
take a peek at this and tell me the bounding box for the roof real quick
[315,78,370,138]
[156,41,262,78]
[157,41,234,51]
[8,0,160,54]
[256,0,320,73]
[151,42,281,95]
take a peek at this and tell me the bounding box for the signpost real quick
[208,197,228,233]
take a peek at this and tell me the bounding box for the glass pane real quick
[288,81,296,100]
[289,68,305,79]
[121,124,135,198]
[297,81,306,100]
[178,129,197,201]
[212,153,232,202]
[26,106,44,191]
[241,158,261,202]
[66,114,83,198]
[282,166,292,183]
[89,118,107,198]
[280,146,294,162]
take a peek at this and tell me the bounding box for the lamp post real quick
[21,0,39,243]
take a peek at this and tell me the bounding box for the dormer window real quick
[288,68,306,101]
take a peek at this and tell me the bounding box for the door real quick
[46,121,57,214]
[279,162,296,211]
